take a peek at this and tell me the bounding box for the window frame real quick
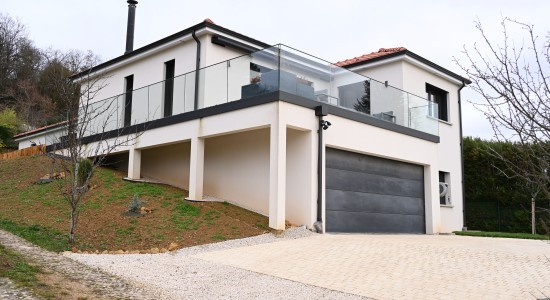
[426,83,449,122]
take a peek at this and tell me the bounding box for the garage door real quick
[326,148,425,233]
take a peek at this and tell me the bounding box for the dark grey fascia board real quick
[342,50,471,85]
[211,35,261,54]
[70,21,271,80]
[46,92,438,152]
[277,91,440,143]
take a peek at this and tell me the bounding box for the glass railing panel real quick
[80,96,114,137]
[228,54,255,101]
[239,46,281,99]
[76,44,439,137]
[409,95,438,136]
[199,61,228,109]
[101,96,121,132]
[369,80,408,127]
[278,45,332,101]
[184,72,196,112]
[130,87,149,125]
[148,82,163,121]
[172,74,187,115]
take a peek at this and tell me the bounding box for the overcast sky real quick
[3,0,549,139]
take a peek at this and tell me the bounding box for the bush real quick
[77,159,93,186]
[128,194,144,214]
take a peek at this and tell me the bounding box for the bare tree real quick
[44,50,143,244]
[456,18,550,233]
[0,13,52,128]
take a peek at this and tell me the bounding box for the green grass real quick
[0,244,41,287]
[0,219,70,252]
[173,201,201,217]
[210,232,227,241]
[453,230,550,240]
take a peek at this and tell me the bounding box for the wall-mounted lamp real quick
[321,120,331,130]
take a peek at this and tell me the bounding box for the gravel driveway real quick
[65,227,367,299]
[66,229,550,300]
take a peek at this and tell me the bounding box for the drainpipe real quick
[314,105,330,233]
[457,80,467,231]
[192,30,201,110]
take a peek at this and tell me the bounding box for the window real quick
[123,75,134,127]
[439,171,451,205]
[426,83,448,121]
[163,59,175,117]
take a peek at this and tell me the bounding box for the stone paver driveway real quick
[194,234,550,299]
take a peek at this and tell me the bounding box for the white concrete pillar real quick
[424,165,441,234]
[269,119,287,230]
[127,148,141,179]
[187,136,205,201]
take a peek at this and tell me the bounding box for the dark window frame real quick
[426,83,448,121]
[163,59,175,117]
[124,75,134,127]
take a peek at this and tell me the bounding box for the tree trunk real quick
[69,205,75,244]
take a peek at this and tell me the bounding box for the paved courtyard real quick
[194,234,550,299]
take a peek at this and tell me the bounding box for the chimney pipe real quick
[125,0,138,54]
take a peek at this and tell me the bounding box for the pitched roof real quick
[335,47,471,84]
[13,121,67,139]
[70,19,270,80]
[335,47,407,67]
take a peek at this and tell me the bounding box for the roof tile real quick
[335,47,407,67]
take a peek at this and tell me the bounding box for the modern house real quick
[14,6,470,234]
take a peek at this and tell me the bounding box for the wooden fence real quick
[1,145,45,160]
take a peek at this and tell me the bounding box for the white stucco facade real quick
[352,56,466,233]
[16,21,468,234]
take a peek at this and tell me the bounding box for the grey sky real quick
[3,0,549,139]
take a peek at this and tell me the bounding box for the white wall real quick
[141,142,191,190]
[285,128,316,227]
[357,60,404,89]
[16,127,66,150]
[401,60,464,232]
[203,128,270,215]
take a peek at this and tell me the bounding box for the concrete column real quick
[269,119,286,230]
[187,136,205,201]
[127,148,141,179]
[424,165,441,234]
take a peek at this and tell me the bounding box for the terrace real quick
[84,45,438,139]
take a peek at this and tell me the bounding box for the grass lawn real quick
[453,230,550,240]
[0,155,270,252]
[0,244,41,289]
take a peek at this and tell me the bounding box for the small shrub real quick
[77,159,93,186]
[128,194,144,214]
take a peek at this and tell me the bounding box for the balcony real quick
[84,45,438,138]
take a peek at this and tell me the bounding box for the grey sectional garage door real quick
[326,148,425,233]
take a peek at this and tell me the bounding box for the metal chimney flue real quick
[125,0,138,54]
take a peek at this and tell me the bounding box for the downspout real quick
[315,105,329,233]
[192,30,201,110]
[457,81,467,230]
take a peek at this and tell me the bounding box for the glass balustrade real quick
[81,44,439,137]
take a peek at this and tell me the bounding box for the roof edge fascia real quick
[347,54,468,86]
[72,22,271,82]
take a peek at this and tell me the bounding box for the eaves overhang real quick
[70,21,271,81]
[344,50,471,85]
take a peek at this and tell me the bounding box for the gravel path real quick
[0,278,38,300]
[0,229,161,299]
[66,227,368,299]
